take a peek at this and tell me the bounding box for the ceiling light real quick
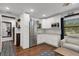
[5,7,10,10]
[42,14,46,17]
[30,9,34,12]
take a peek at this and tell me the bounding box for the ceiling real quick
[0,3,79,19]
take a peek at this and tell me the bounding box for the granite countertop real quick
[37,29,61,35]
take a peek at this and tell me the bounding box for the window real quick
[64,18,79,36]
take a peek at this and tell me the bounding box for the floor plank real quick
[16,43,57,56]
[0,41,16,56]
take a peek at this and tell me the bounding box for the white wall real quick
[2,17,16,27]
[0,15,2,52]
[20,13,30,49]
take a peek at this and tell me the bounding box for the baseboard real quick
[29,42,57,49]
[42,42,57,48]
[19,42,57,50]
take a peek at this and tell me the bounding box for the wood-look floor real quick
[0,41,16,56]
[16,43,57,56]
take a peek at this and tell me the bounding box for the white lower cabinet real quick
[37,34,60,47]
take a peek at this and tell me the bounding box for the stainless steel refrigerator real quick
[29,18,37,48]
